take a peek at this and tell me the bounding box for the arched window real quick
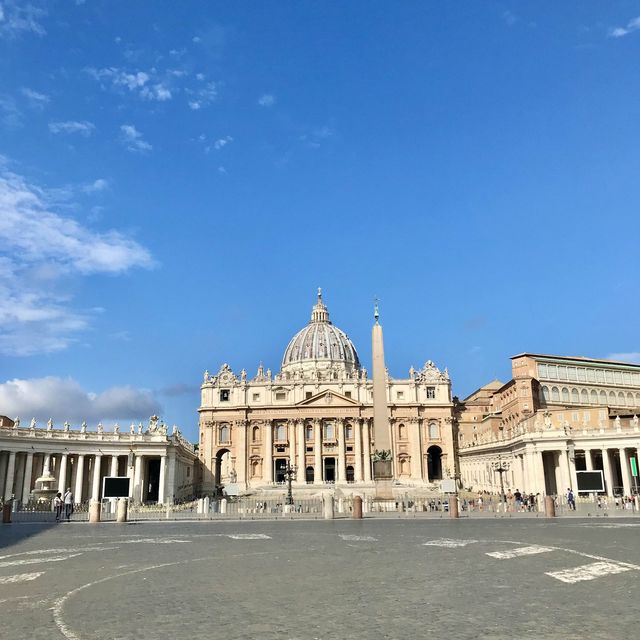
[627,393,634,407]
[618,392,626,406]
[305,466,314,483]
[581,389,588,404]
[345,423,354,440]
[252,426,260,443]
[429,422,440,439]
[398,456,409,476]
[305,423,313,441]
[636,393,640,406]
[219,424,230,444]
[590,390,598,404]
[609,391,616,405]
[323,422,335,441]
[562,388,569,403]
[398,423,406,440]
[346,465,355,482]
[551,387,560,401]
[600,390,607,404]
[274,424,287,442]
[542,386,550,402]
[571,389,579,404]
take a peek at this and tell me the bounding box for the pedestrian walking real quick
[63,487,74,521]
[53,492,63,522]
[567,488,576,511]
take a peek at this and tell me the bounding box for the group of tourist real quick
[52,488,74,522]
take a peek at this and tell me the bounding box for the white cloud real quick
[608,352,640,364]
[119,124,152,153]
[258,93,276,107]
[21,87,49,109]
[87,66,150,90]
[0,376,162,424]
[0,1,46,39]
[217,166,227,174]
[187,81,217,110]
[0,164,154,355]
[609,16,640,38]
[49,120,95,136]
[82,178,109,194]
[0,94,21,127]
[140,83,172,101]
[213,135,233,150]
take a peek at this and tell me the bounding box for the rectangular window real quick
[577,368,586,382]
[397,391,404,400]
[568,367,577,381]
[583,411,590,423]
[614,371,622,384]
[557,366,567,380]
[426,387,436,399]
[306,391,312,399]
[538,363,548,378]
[323,423,335,440]
[345,391,352,398]
[587,368,595,382]
[572,412,579,422]
[605,370,614,384]
[252,393,260,402]
[220,389,230,402]
[599,409,607,420]
[346,446,353,452]
[275,392,286,401]
[306,446,313,452]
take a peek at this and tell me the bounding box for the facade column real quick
[337,419,346,483]
[354,418,363,482]
[296,420,305,484]
[619,448,632,496]
[127,453,135,499]
[236,420,247,488]
[289,420,296,469]
[567,449,578,494]
[74,454,85,503]
[91,453,102,501]
[42,453,52,476]
[363,419,372,482]
[410,419,422,481]
[313,419,322,484]
[133,455,143,503]
[158,455,167,504]
[602,448,614,497]
[58,453,69,493]
[584,449,593,470]
[110,455,119,478]
[263,421,273,484]
[166,453,176,504]
[4,451,16,501]
[21,452,34,503]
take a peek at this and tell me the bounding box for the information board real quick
[576,470,604,493]
[102,476,131,499]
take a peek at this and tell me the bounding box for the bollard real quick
[116,498,128,523]
[448,495,459,518]
[544,496,556,518]
[2,501,12,524]
[323,495,335,520]
[89,500,101,523]
[220,498,227,514]
[353,496,363,519]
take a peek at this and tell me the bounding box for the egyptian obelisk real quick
[371,301,392,483]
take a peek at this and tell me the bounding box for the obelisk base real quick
[374,479,394,500]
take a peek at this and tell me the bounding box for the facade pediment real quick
[296,390,361,407]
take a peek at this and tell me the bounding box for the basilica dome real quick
[281,290,361,375]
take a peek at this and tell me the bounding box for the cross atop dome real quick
[311,287,330,323]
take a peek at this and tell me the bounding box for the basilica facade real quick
[198,291,456,495]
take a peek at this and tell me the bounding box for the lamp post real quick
[492,455,510,513]
[283,462,297,506]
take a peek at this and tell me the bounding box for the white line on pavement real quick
[0,546,117,561]
[0,553,82,568]
[423,539,478,548]
[0,571,45,584]
[546,562,631,583]
[486,546,554,559]
[226,533,271,540]
[340,534,378,542]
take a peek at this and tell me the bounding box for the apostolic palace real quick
[1,290,640,505]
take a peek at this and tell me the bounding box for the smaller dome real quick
[281,289,361,374]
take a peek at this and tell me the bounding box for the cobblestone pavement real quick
[0,518,638,639]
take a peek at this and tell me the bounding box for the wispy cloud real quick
[187,81,217,110]
[86,66,173,103]
[21,87,49,109]
[0,376,162,424]
[608,352,640,363]
[49,120,95,136]
[213,135,233,150]
[0,1,46,39]
[299,125,334,148]
[609,16,640,38]
[82,178,109,194]
[0,95,21,127]
[0,163,154,355]
[258,93,276,107]
[120,124,152,153]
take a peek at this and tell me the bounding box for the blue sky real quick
[1,1,639,441]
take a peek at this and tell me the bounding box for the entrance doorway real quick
[346,465,355,482]
[427,446,442,481]
[275,459,288,484]
[146,458,160,502]
[324,457,336,483]
[214,448,231,496]
[305,466,314,483]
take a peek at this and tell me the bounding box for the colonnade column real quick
[296,420,305,484]
[337,419,346,483]
[3,452,16,500]
[133,455,143,503]
[127,453,135,499]
[602,448,614,497]
[166,454,176,504]
[289,420,296,470]
[158,455,167,504]
[263,421,273,484]
[57,453,68,493]
[74,454,85,503]
[410,419,422,481]
[91,453,102,501]
[567,450,578,494]
[584,449,593,471]
[354,419,363,482]
[620,448,632,496]
[363,419,372,482]
[22,452,34,503]
[313,419,322,484]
